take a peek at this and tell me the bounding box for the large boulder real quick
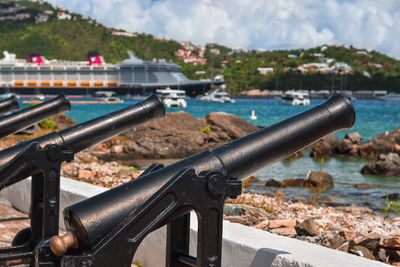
[52,113,77,130]
[310,134,339,158]
[306,170,334,188]
[205,112,260,140]
[103,111,259,160]
[359,127,400,158]
[361,153,400,177]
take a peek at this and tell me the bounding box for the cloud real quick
[47,0,400,58]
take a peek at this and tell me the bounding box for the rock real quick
[361,153,400,177]
[116,111,259,160]
[78,169,95,180]
[274,190,285,196]
[204,112,259,140]
[269,219,297,229]
[359,127,400,158]
[345,132,363,145]
[270,227,297,237]
[265,178,282,187]
[306,171,334,188]
[223,204,245,216]
[381,193,400,201]
[335,205,374,215]
[350,245,376,260]
[329,235,346,249]
[295,218,320,236]
[110,145,124,154]
[253,219,269,230]
[281,178,305,187]
[310,134,339,158]
[52,113,77,130]
[357,238,380,255]
[224,214,260,226]
[338,230,358,240]
[242,176,261,188]
[337,241,350,252]
[337,138,354,154]
[382,237,400,260]
[378,248,387,262]
[353,183,380,189]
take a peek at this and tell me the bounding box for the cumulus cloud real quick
[47,0,400,58]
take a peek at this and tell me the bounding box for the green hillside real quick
[0,0,399,93]
[0,1,180,62]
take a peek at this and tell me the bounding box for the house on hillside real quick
[112,31,137,37]
[257,67,274,75]
[334,62,353,74]
[298,63,331,73]
[35,13,48,23]
[183,56,206,65]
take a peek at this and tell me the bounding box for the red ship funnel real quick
[29,52,46,65]
[87,51,105,65]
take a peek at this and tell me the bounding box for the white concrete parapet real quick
[0,177,389,267]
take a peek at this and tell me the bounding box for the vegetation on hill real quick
[0,0,399,93]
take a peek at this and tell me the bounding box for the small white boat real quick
[197,88,235,103]
[0,93,19,100]
[281,90,310,106]
[156,87,187,108]
[34,94,45,100]
[377,93,400,101]
[93,91,123,103]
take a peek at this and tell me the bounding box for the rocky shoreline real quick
[0,111,399,265]
[225,193,400,265]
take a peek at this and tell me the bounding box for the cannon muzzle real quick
[0,95,165,189]
[0,95,70,138]
[63,94,355,249]
[0,95,19,115]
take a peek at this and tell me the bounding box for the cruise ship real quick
[0,51,222,97]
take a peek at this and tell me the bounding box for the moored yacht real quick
[156,87,187,108]
[196,88,235,103]
[281,90,310,106]
[93,91,123,103]
[377,93,400,101]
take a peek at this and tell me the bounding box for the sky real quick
[47,0,400,59]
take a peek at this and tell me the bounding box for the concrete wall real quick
[0,177,389,267]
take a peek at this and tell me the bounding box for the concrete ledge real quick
[0,177,389,267]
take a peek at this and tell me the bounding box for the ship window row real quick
[0,70,183,84]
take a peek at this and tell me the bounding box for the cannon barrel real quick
[63,94,356,249]
[0,95,165,187]
[0,95,19,115]
[0,95,70,138]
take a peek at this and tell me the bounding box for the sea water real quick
[25,98,400,212]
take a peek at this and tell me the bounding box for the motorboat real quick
[93,91,123,103]
[377,93,400,101]
[0,93,19,100]
[34,94,45,100]
[156,87,187,108]
[281,90,310,106]
[196,88,235,103]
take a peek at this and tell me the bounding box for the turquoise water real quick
[57,98,400,141]
[22,97,400,211]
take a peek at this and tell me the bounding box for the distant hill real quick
[0,0,399,93]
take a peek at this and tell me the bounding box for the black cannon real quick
[0,95,19,115]
[0,95,165,265]
[39,94,355,267]
[0,95,71,138]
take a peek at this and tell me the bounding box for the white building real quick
[257,67,274,75]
